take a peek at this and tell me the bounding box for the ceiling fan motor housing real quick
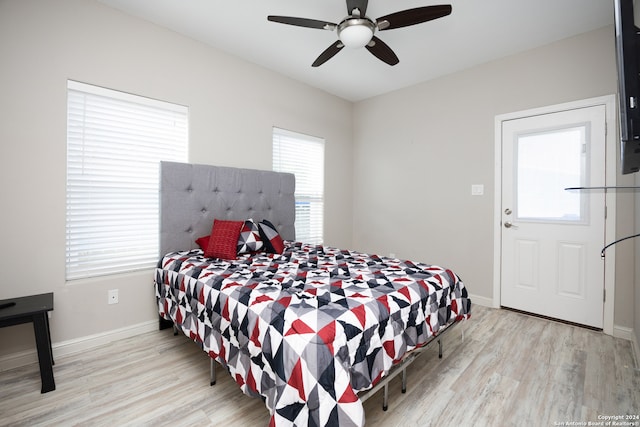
[337,17,376,48]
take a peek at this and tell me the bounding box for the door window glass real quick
[515,125,587,222]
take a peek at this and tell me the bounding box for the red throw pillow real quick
[195,235,210,250]
[204,219,244,260]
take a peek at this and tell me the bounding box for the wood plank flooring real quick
[1,305,638,426]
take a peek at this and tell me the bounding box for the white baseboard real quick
[468,293,494,308]
[613,324,635,341]
[613,325,640,370]
[0,320,158,373]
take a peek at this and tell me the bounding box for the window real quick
[516,125,587,223]
[272,127,324,244]
[66,81,188,280]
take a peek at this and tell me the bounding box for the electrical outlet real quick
[108,289,119,305]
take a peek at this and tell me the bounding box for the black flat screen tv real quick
[614,0,640,174]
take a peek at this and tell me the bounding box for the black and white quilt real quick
[155,241,471,426]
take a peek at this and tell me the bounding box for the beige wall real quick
[352,26,637,329]
[0,0,353,358]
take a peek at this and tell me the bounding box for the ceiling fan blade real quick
[365,36,399,66]
[312,41,344,67]
[268,16,336,31]
[346,0,368,17]
[376,5,452,31]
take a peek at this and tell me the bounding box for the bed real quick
[154,161,471,427]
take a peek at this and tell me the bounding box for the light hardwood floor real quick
[1,305,638,426]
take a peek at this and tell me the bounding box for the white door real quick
[500,105,606,328]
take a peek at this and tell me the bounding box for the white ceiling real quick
[97,0,614,102]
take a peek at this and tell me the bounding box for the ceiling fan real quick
[267,0,452,67]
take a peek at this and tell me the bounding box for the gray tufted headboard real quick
[159,161,296,257]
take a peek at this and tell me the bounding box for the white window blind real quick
[66,80,188,280]
[272,127,324,245]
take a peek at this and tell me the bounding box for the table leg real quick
[44,314,54,365]
[33,314,55,393]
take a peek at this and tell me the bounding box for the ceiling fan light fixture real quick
[337,18,375,48]
[268,2,453,67]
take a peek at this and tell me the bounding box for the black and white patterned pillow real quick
[237,219,264,254]
[258,219,285,254]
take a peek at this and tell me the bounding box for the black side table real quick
[0,293,55,393]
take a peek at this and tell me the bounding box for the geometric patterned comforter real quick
[155,241,471,427]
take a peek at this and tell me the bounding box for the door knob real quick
[504,221,513,228]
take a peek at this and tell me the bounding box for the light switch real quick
[471,184,484,196]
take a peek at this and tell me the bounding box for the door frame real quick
[493,95,617,335]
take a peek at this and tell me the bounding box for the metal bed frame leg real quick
[401,368,407,393]
[382,383,389,411]
[350,321,462,413]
